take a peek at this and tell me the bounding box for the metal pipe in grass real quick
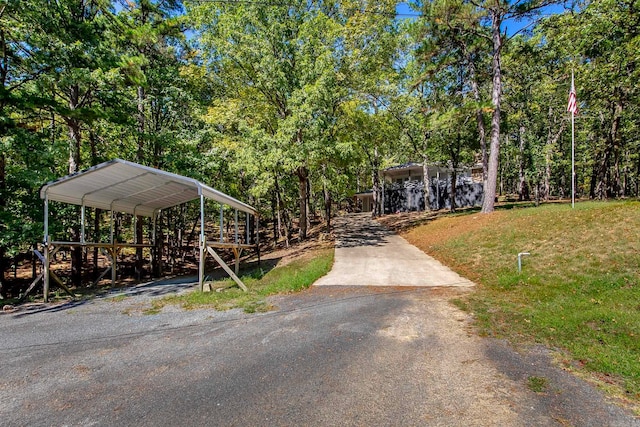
[518,252,530,273]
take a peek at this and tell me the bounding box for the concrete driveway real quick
[315,213,474,287]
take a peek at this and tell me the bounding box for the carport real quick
[39,159,259,302]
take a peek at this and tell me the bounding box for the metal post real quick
[219,205,224,243]
[234,209,238,244]
[518,252,530,273]
[43,195,50,302]
[571,102,575,209]
[151,212,157,272]
[110,210,114,245]
[133,209,137,244]
[44,195,49,245]
[80,204,86,244]
[110,209,115,284]
[152,213,157,246]
[570,69,576,209]
[256,215,261,265]
[246,212,250,244]
[199,194,205,291]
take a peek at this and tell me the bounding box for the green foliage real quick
[3,0,640,293]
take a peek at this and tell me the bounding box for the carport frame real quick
[39,159,259,302]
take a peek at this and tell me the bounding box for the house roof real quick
[40,159,257,217]
[383,162,423,172]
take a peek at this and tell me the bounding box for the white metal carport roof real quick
[39,159,257,216]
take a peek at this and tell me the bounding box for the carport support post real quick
[151,213,156,275]
[110,209,116,285]
[43,195,50,302]
[219,205,224,243]
[256,215,260,265]
[80,204,86,244]
[234,209,238,244]
[199,194,205,291]
[44,244,50,302]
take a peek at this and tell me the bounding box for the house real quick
[354,162,484,213]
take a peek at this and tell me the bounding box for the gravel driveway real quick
[1,284,637,426]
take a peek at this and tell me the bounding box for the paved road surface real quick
[1,214,638,426]
[314,213,474,287]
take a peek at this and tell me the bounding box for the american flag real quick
[567,75,578,115]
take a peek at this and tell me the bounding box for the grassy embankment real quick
[402,201,640,401]
[146,248,333,314]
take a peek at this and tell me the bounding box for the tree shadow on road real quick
[4,257,281,318]
[334,214,394,248]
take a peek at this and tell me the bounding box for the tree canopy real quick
[2,0,640,290]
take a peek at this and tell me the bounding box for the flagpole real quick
[571,70,575,209]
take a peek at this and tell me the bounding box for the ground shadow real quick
[335,214,394,248]
[3,256,281,317]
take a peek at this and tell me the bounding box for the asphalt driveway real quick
[1,286,637,426]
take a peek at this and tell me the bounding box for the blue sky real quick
[395,1,569,36]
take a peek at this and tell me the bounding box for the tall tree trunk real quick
[273,170,289,247]
[271,192,278,245]
[89,131,100,276]
[622,149,629,197]
[152,212,163,277]
[135,86,146,279]
[322,164,331,232]
[481,12,503,213]
[297,165,308,240]
[0,27,6,295]
[589,153,599,199]
[371,146,382,217]
[422,156,431,211]
[306,175,312,230]
[469,58,487,184]
[612,97,623,197]
[68,84,83,286]
[595,99,623,199]
[636,152,640,197]
[450,168,457,213]
[613,147,622,197]
[518,124,529,201]
[450,134,461,213]
[0,151,5,298]
[544,147,552,200]
[595,145,612,200]
[543,107,566,200]
[137,86,146,161]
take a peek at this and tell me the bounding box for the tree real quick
[459,0,561,212]
[0,0,70,294]
[542,0,640,200]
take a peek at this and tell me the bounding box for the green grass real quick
[403,201,640,401]
[527,376,548,393]
[145,248,334,314]
[108,294,128,303]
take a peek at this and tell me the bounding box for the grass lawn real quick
[146,248,334,314]
[402,201,640,403]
